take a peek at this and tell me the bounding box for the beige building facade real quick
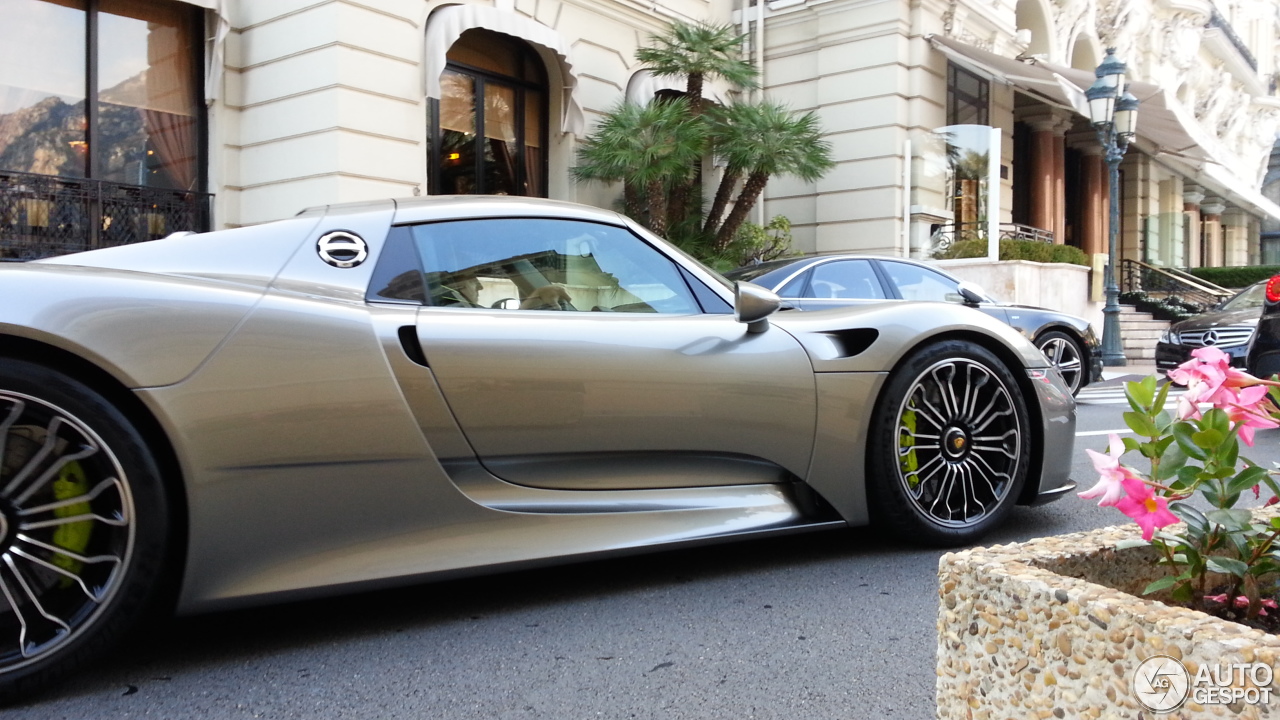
[2,0,1278,315]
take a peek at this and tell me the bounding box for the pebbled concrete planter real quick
[936,513,1280,719]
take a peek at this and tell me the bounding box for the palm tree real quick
[572,99,705,238]
[634,21,758,116]
[706,101,834,250]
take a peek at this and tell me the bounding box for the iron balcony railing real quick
[929,222,1054,256]
[0,170,212,261]
[1120,258,1235,312]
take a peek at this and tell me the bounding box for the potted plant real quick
[937,348,1280,718]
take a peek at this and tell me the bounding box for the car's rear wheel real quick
[0,359,168,702]
[1034,330,1086,395]
[867,340,1030,546]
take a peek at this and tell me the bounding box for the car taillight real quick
[1268,275,1280,304]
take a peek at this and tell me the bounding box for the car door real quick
[876,259,1010,325]
[371,216,818,491]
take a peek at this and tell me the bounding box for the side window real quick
[808,260,886,299]
[882,261,963,303]
[403,218,701,314]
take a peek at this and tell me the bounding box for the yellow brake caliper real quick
[899,406,920,487]
[51,460,93,582]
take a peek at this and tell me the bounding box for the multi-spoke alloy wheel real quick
[867,341,1030,546]
[0,360,167,702]
[1035,331,1085,395]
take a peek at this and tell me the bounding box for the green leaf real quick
[1143,576,1178,594]
[1222,435,1240,468]
[1153,383,1172,418]
[1125,411,1159,438]
[1173,423,1208,460]
[1122,437,1142,454]
[1171,582,1194,603]
[1250,559,1280,576]
[1207,508,1253,531]
[1203,485,1222,507]
[1114,538,1151,550]
[1226,465,1269,496]
[1203,408,1231,436]
[1207,556,1249,578]
[1126,378,1155,411]
[1156,444,1189,481]
[1170,502,1208,533]
[1193,428,1226,448]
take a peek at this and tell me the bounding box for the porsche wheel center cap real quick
[943,427,971,460]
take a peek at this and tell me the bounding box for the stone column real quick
[1184,185,1204,267]
[1027,118,1057,237]
[1201,197,1226,267]
[1222,208,1248,266]
[1052,118,1070,245]
[1078,145,1106,255]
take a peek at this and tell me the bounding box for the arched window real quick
[430,29,548,197]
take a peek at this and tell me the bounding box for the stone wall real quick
[936,517,1280,719]
[935,258,1102,330]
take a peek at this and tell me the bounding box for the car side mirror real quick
[734,281,781,334]
[955,281,986,307]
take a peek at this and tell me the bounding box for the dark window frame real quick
[947,62,989,127]
[428,40,550,197]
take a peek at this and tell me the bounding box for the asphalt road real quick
[10,374,1280,720]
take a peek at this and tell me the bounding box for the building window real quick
[430,29,548,197]
[0,0,205,190]
[947,63,989,127]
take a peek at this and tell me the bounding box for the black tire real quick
[867,340,1030,547]
[0,359,169,703]
[1035,330,1086,396]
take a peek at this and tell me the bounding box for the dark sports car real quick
[1247,276,1280,379]
[725,255,1103,395]
[1156,280,1267,373]
[0,197,1075,700]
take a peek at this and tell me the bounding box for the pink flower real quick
[1078,434,1133,507]
[1203,594,1278,616]
[1224,386,1280,446]
[1114,478,1179,541]
[1169,348,1260,419]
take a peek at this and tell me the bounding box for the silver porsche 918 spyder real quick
[0,196,1076,699]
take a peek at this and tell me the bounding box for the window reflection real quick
[432,29,547,197]
[98,0,201,190]
[0,0,202,190]
[0,0,88,178]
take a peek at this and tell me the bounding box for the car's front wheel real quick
[1035,330,1086,395]
[867,340,1030,546]
[0,359,169,703]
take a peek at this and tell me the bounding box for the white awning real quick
[927,35,1087,115]
[424,4,584,135]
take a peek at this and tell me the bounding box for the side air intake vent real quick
[821,329,878,359]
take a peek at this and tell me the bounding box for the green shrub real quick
[933,239,1089,266]
[1119,291,1199,322]
[1183,265,1280,289]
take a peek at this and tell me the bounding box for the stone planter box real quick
[936,513,1280,719]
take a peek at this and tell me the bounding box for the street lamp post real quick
[1087,48,1138,367]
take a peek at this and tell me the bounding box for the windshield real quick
[1220,282,1267,311]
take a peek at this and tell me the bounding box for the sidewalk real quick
[1101,362,1157,381]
